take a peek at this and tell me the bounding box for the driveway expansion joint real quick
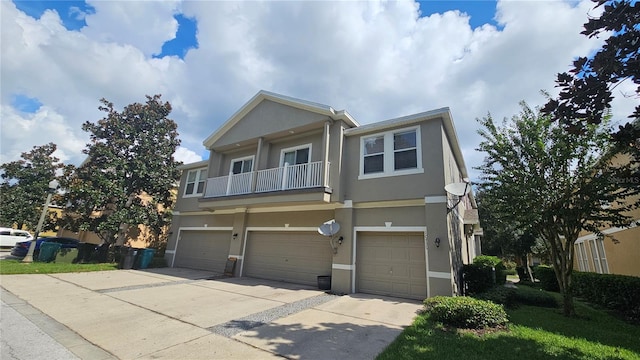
[208,293,339,337]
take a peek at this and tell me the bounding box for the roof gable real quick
[203,90,358,149]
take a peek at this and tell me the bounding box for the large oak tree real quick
[59,95,181,245]
[477,102,639,316]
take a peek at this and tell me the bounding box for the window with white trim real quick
[359,127,423,179]
[576,242,590,271]
[230,156,254,174]
[280,144,311,166]
[594,238,609,274]
[184,168,207,197]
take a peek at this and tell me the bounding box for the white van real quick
[0,227,34,247]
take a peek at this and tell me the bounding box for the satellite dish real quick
[444,182,471,196]
[444,181,471,214]
[318,219,340,237]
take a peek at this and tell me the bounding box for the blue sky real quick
[3,0,636,177]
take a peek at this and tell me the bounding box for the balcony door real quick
[280,144,312,189]
[227,156,254,195]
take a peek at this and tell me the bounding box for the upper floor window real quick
[184,168,207,197]
[281,144,311,166]
[231,156,254,174]
[359,127,423,179]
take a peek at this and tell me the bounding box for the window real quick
[281,144,311,166]
[363,136,384,174]
[576,242,590,271]
[394,130,417,170]
[360,127,422,179]
[184,168,207,197]
[594,238,609,274]
[231,157,253,174]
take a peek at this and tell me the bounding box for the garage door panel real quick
[174,231,231,272]
[244,231,332,286]
[357,232,427,300]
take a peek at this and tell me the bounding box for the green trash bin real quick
[135,248,156,269]
[38,242,62,262]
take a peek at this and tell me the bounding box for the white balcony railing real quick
[203,161,328,198]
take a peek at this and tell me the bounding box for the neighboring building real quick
[574,155,640,277]
[166,90,481,300]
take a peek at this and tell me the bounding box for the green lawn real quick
[378,296,640,360]
[0,259,118,275]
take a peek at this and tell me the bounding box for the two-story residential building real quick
[166,90,481,300]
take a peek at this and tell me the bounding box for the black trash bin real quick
[74,243,95,264]
[119,247,136,269]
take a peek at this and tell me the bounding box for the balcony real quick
[203,161,329,198]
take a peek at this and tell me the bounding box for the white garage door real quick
[174,230,231,272]
[243,231,332,286]
[356,232,427,300]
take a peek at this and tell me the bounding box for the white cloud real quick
[1,0,635,182]
[174,146,202,164]
[82,0,181,57]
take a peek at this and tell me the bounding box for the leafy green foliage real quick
[423,296,508,329]
[462,264,495,295]
[573,271,640,323]
[474,255,507,284]
[476,102,639,316]
[542,0,639,188]
[533,265,560,292]
[0,143,66,231]
[59,95,181,245]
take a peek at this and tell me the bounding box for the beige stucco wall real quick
[342,120,447,202]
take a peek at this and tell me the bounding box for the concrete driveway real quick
[1,268,423,359]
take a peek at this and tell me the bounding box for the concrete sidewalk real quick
[1,268,422,359]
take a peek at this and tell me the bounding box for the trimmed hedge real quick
[573,271,640,321]
[474,285,558,309]
[463,256,507,295]
[463,264,495,295]
[533,265,559,292]
[474,255,507,284]
[424,296,508,329]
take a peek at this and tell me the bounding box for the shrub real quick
[572,271,640,322]
[474,286,517,308]
[474,255,507,285]
[473,285,557,309]
[512,286,558,308]
[463,264,495,295]
[424,296,508,329]
[533,265,559,292]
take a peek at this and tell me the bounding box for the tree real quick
[542,0,639,159]
[0,143,65,231]
[476,102,639,316]
[59,95,181,246]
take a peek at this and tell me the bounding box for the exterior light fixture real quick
[232,233,238,239]
[435,237,441,248]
